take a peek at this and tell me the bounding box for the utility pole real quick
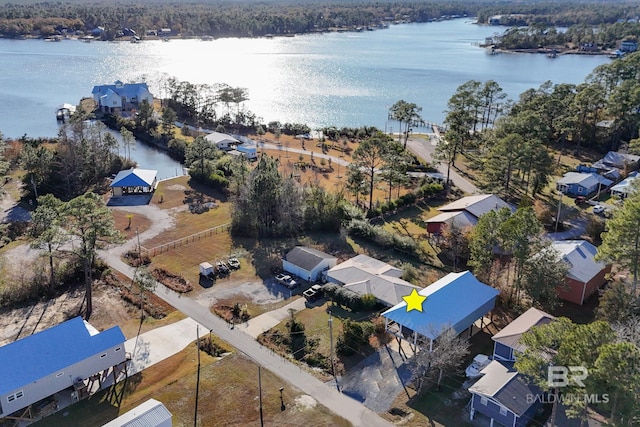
[194,325,200,427]
[555,191,563,232]
[328,311,338,391]
[258,366,264,427]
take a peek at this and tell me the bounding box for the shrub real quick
[360,293,377,310]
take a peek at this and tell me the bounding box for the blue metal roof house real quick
[468,360,542,427]
[382,271,499,352]
[92,81,154,114]
[0,317,126,421]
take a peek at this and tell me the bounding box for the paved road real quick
[406,135,480,194]
[99,248,394,427]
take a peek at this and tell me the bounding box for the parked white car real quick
[465,354,491,379]
[593,205,605,215]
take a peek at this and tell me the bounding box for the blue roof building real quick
[0,317,126,420]
[382,271,499,352]
[92,81,154,114]
[110,168,158,196]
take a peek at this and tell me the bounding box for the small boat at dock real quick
[56,103,76,122]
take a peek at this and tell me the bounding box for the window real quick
[56,372,64,378]
[100,353,107,359]
[499,406,508,416]
[7,391,24,403]
[480,397,488,406]
[578,187,583,193]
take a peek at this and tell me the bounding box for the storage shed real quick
[102,398,172,427]
[282,246,337,282]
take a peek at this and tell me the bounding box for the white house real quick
[610,171,639,199]
[0,317,126,421]
[204,132,240,150]
[92,81,154,114]
[327,254,420,307]
[282,246,337,282]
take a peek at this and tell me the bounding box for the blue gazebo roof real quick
[382,271,499,340]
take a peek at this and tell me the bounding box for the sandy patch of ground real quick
[166,184,187,191]
[192,280,285,308]
[0,282,133,347]
[294,395,318,410]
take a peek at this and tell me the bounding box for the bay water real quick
[0,18,609,174]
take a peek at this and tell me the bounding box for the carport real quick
[382,271,499,354]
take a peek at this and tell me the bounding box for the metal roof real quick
[102,399,172,427]
[284,246,336,272]
[610,171,639,195]
[492,307,554,353]
[551,240,608,284]
[0,317,125,395]
[92,82,152,100]
[557,172,612,188]
[382,271,499,340]
[425,210,477,228]
[204,132,240,145]
[469,360,541,417]
[111,169,158,188]
[438,194,514,219]
[330,254,402,278]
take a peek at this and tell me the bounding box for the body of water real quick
[0,19,610,170]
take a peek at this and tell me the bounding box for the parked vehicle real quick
[275,273,298,289]
[228,257,240,269]
[593,205,605,215]
[215,261,230,276]
[303,284,323,301]
[465,354,491,379]
[574,196,586,205]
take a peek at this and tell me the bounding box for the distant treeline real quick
[1,1,640,39]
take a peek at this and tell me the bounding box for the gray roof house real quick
[492,307,554,362]
[327,254,419,307]
[552,240,611,305]
[282,246,337,282]
[204,132,240,150]
[426,194,514,234]
[556,172,612,196]
[0,317,126,422]
[468,360,542,427]
[592,151,640,171]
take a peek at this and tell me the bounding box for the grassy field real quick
[34,347,350,427]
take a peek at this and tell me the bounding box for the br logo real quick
[547,366,588,388]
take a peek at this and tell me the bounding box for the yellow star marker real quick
[403,289,427,312]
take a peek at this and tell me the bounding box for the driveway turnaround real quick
[237,297,307,338]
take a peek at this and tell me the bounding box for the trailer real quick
[199,262,214,277]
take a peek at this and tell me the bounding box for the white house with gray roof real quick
[102,398,172,427]
[426,194,514,234]
[327,254,420,307]
[282,246,337,282]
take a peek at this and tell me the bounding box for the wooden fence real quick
[143,222,230,257]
